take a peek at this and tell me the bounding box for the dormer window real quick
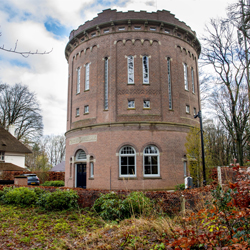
[118,27,125,31]
[134,26,141,30]
[150,27,156,31]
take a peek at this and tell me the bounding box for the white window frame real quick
[104,57,109,110]
[127,55,134,84]
[76,67,81,94]
[85,63,90,91]
[193,107,197,116]
[119,146,136,177]
[186,105,190,114]
[84,105,89,114]
[191,67,195,93]
[128,100,135,108]
[142,56,149,84]
[183,63,188,90]
[143,100,150,108]
[143,145,160,177]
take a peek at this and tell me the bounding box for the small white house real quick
[0,125,32,170]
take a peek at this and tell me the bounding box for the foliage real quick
[93,191,153,221]
[0,83,43,141]
[174,183,185,191]
[37,189,79,210]
[185,126,213,187]
[3,187,37,207]
[41,180,65,187]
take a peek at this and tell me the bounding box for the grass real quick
[0,204,175,249]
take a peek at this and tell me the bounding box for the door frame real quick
[75,162,87,188]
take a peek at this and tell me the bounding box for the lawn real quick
[0,204,169,250]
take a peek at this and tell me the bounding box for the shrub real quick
[42,180,65,187]
[123,191,152,218]
[4,187,37,206]
[38,189,79,210]
[174,183,185,191]
[93,192,124,221]
[93,191,153,221]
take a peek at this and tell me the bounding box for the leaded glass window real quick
[104,57,108,110]
[85,63,89,90]
[77,67,80,94]
[142,56,149,84]
[127,56,134,84]
[75,150,87,161]
[184,63,188,90]
[191,67,195,93]
[167,58,172,109]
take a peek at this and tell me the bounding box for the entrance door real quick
[76,163,86,188]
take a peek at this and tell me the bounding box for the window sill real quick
[76,92,80,95]
[103,109,109,111]
[127,83,135,85]
[88,177,94,180]
[84,89,90,92]
[84,112,89,115]
[118,177,137,180]
[185,89,189,92]
[127,108,135,110]
[76,115,80,117]
[143,83,150,85]
[143,176,161,179]
[169,109,174,111]
[143,108,151,110]
[186,112,190,115]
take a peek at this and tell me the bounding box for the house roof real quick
[0,162,28,171]
[49,161,65,172]
[0,126,32,154]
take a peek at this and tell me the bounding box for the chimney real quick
[8,124,15,137]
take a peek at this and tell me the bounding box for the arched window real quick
[143,145,160,176]
[75,149,87,161]
[119,146,136,177]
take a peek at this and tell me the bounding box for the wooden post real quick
[217,166,222,187]
[181,195,185,213]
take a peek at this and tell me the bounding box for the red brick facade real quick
[65,9,201,190]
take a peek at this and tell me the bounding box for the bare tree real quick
[0,83,43,141]
[0,32,52,58]
[40,134,65,166]
[202,18,250,165]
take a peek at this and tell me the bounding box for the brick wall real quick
[65,9,201,190]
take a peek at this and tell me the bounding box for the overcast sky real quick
[0,0,235,136]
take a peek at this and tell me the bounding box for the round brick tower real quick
[64,9,201,190]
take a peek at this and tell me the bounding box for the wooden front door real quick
[76,163,86,188]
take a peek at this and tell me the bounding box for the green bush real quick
[38,189,79,210]
[93,191,153,221]
[41,181,65,187]
[123,191,152,218]
[4,187,37,206]
[93,192,125,221]
[174,183,185,191]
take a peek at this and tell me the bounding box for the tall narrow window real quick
[119,146,136,177]
[143,145,160,177]
[85,63,90,90]
[90,156,94,178]
[76,67,80,94]
[104,57,108,110]
[142,56,149,84]
[127,56,134,84]
[0,152,5,162]
[167,58,172,109]
[184,161,187,177]
[183,63,188,90]
[191,67,195,93]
